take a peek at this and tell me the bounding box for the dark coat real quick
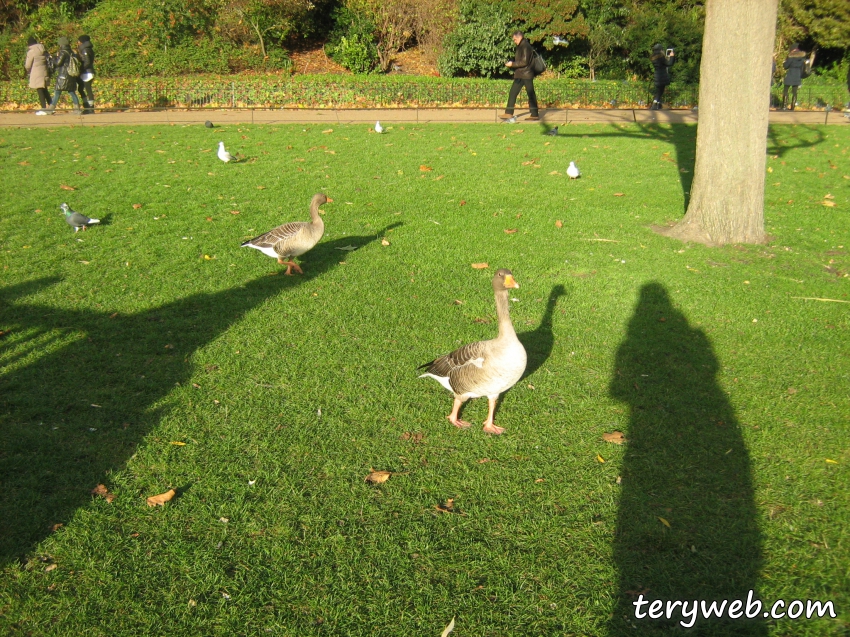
[77,39,95,76]
[651,51,674,86]
[783,50,806,86]
[511,37,535,80]
[52,46,77,92]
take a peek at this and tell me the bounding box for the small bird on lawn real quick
[241,193,332,275]
[217,141,236,163]
[61,203,99,232]
[567,161,581,179]
[205,120,214,128]
[546,126,559,136]
[374,121,384,133]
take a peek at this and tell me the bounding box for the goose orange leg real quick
[447,397,472,429]
[482,397,505,435]
[276,259,303,275]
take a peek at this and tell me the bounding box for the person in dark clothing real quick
[45,36,80,115]
[24,36,51,112]
[500,31,539,121]
[782,43,807,110]
[75,35,95,114]
[649,43,675,110]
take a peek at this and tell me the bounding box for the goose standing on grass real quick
[241,193,332,275]
[61,203,99,232]
[419,269,527,435]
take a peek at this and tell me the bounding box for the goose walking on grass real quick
[241,193,332,275]
[418,269,527,435]
[61,203,99,232]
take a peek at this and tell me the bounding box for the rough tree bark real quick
[661,0,778,246]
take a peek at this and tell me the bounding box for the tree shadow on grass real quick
[607,283,765,636]
[0,232,388,565]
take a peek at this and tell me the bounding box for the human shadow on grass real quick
[607,283,765,636]
[0,232,385,565]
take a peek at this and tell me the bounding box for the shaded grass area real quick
[0,122,847,636]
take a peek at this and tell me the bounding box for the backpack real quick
[532,50,547,76]
[66,52,81,78]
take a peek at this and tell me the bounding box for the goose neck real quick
[495,289,516,339]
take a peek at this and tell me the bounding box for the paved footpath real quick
[0,107,846,128]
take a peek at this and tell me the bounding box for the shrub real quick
[326,6,378,74]
[437,0,514,78]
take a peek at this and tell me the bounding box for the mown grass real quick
[0,120,847,636]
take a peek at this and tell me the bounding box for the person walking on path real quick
[25,37,51,113]
[500,31,539,121]
[649,43,675,110]
[75,35,95,114]
[43,36,80,115]
[782,43,807,111]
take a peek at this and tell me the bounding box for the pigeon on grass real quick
[205,120,214,128]
[546,126,559,136]
[61,203,100,232]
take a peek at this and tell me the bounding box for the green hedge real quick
[1,74,847,110]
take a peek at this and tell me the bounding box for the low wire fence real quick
[0,76,846,111]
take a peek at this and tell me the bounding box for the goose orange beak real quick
[504,274,519,288]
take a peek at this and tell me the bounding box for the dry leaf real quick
[504,228,518,234]
[45,563,58,572]
[434,175,445,180]
[90,484,115,502]
[459,200,466,206]
[471,263,489,269]
[203,254,215,260]
[613,192,625,197]
[51,523,63,532]
[453,299,463,305]
[824,193,834,199]
[257,185,265,189]
[132,203,142,209]
[548,170,560,175]
[60,184,75,191]
[658,516,671,528]
[821,200,836,207]
[825,458,838,464]
[419,165,433,171]
[596,454,606,463]
[435,498,455,513]
[441,617,456,637]
[535,478,545,483]
[555,220,563,228]
[230,210,240,215]
[400,432,424,443]
[477,458,493,463]
[170,441,186,446]
[321,129,333,134]
[109,312,119,319]
[602,431,626,444]
[365,470,391,484]
[381,238,390,246]
[18,160,30,166]
[146,488,176,507]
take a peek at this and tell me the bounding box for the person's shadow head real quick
[608,282,765,636]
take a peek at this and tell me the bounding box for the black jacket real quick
[77,40,95,75]
[651,51,674,86]
[511,38,535,80]
[783,50,806,86]
[51,46,77,91]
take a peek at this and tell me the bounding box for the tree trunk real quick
[661,0,778,246]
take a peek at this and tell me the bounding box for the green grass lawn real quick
[0,120,847,636]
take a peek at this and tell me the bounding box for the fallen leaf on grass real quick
[821,200,836,208]
[471,263,489,269]
[321,129,334,134]
[170,441,186,446]
[441,617,456,637]
[18,160,30,166]
[381,238,390,246]
[504,228,518,234]
[549,170,560,175]
[603,431,626,444]
[257,185,265,189]
[60,184,75,191]
[400,432,424,443]
[435,498,456,513]
[91,484,116,503]
[419,165,433,172]
[555,220,563,228]
[596,454,606,463]
[459,200,466,206]
[51,523,63,532]
[825,458,838,464]
[824,193,834,199]
[45,563,57,572]
[613,192,625,197]
[434,174,445,180]
[203,254,215,260]
[365,470,392,484]
[0,330,10,339]
[132,203,142,209]
[535,478,545,483]
[230,210,240,215]
[146,489,176,507]
[658,516,671,528]
[477,458,495,463]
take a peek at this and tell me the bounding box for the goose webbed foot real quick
[482,422,506,435]
[482,397,506,435]
[278,259,303,275]
[447,397,471,429]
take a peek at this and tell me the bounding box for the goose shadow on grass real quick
[607,283,765,636]
[0,230,394,565]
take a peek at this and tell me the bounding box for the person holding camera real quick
[500,31,540,122]
[650,43,675,110]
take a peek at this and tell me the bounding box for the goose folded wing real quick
[246,222,306,248]
[421,341,488,376]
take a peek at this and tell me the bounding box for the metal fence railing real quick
[1,77,846,111]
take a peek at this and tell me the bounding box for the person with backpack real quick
[42,36,81,116]
[25,36,51,113]
[75,35,95,114]
[500,31,540,122]
[782,43,807,111]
